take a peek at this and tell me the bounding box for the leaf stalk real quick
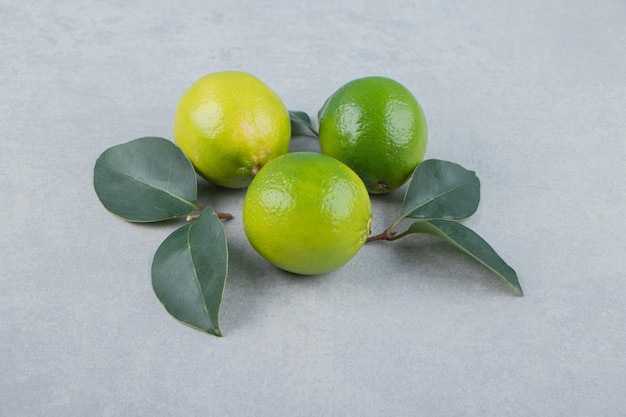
[187,211,233,222]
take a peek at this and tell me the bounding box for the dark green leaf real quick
[401,159,480,220]
[406,220,523,295]
[289,110,318,137]
[151,208,228,336]
[94,137,200,222]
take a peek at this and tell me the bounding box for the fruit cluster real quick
[94,71,521,336]
[174,71,428,274]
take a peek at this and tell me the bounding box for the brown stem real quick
[186,211,233,221]
[216,212,233,221]
[365,229,397,243]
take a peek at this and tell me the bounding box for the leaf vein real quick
[405,181,472,216]
[109,163,197,209]
[186,220,214,332]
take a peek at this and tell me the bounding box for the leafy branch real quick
[366,159,523,296]
[94,137,231,336]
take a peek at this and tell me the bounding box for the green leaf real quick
[289,110,318,137]
[401,159,480,220]
[151,208,228,336]
[94,137,200,222]
[405,220,523,295]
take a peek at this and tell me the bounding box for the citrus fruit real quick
[243,152,372,275]
[317,76,428,194]
[174,71,291,188]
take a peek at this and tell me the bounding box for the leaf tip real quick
[209,327,223,337]
[507,275,524,296]
[506,269,524,296]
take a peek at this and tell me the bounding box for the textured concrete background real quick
[1,0,625,415]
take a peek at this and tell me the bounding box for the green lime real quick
[243,152,372,275]
[174,71,291,188]
[318,76,428,194]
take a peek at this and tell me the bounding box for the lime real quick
[243,152,372,275]
[318,76,428,194]
[174,71,291,188]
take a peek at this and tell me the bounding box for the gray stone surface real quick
[1,0,625,415]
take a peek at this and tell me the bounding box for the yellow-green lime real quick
[318,76,428,194]
[243,152,372,275]
[174,71,291,188]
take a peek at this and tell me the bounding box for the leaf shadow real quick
[218,238,338,335]
[372,184,407,205]
[196,177,247,213]
[386,232,519,297]
[218,250,283,334]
